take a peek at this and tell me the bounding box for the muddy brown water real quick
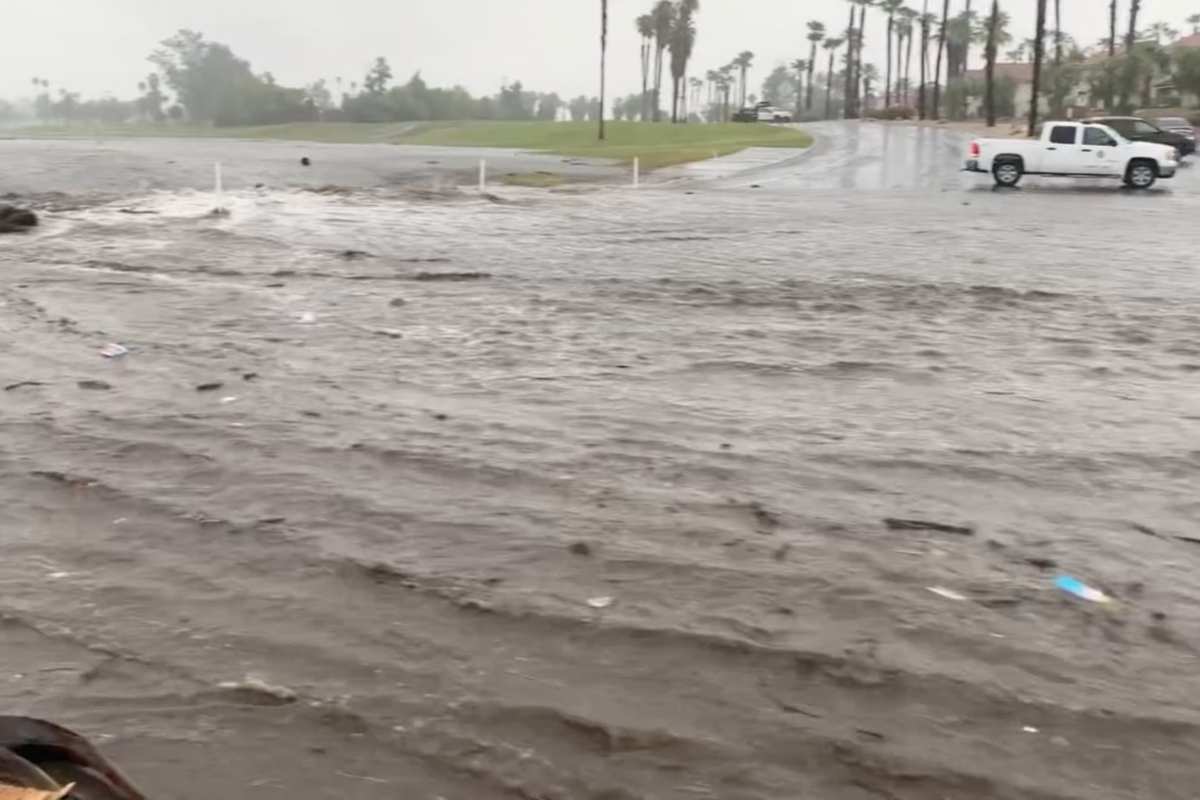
[2,131,1200,799]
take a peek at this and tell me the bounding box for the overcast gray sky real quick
[4,0,1197,104]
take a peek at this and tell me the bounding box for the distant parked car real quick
[754,101,794,122]
[1083,116,1195,157]
[1151,116,1197,149]
[732,104,792,123]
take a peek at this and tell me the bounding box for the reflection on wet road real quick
[2,126,1200,800]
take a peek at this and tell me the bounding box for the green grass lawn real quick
[397,121,813,169]
[9,120,811,170]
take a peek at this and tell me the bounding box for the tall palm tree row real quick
[651,0,675,122]
[805,20,827,111]
[1028,0,1048,135]
[880,0,904,107]
[1119,0,1141,112]
[735,50,755,107]
[637,14,654,120]
[600,0,608,139]
[900,7,919,105]
[791,58,808,117]
[931,0,950,119]
[983,0,1000,126]
[843,0,858,116]
[918,2,933,117]
[824,37,845,118]
[668,0,700,123]
[1054,0,1063,67]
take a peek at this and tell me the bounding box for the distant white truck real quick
[964,121,1179,189]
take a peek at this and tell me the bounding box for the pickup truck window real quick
[1083,127,1117,146]
[1132,120,1161,135]
[1049,125,1077,145]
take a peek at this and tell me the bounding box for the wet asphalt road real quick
[3,123,1200,800]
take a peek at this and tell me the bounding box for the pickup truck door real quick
[1042,124,1087,173]
[1080,126,1122,175]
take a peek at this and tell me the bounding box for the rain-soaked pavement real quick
[2,123,1200,800]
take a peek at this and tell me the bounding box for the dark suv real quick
[1084,116,1195,157]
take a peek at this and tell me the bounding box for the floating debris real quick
[885,518,975,536]
[1054,575,1111,604]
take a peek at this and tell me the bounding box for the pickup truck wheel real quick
[1126,161,1157,189]
[992,160,1023,187]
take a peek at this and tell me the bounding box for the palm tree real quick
[688,76,704,119]
[806,21,827,110]
[638,14,654,120]
[705,68,719,111]
[931,0,950,119]
[1119,0,1140,111]
[900,8,919,104]
[600,0,608,139]
[1108,2,1119,56]
[1188,13,1200,34]
[856,0,878,115]
[719,63,736,119]
[734,50,755,107]
[791,58,808,116]
[669,0,700,123]
[1029,0,1048,135]
[861,63,881,108]
[984,0,1000,126]
[651,0,676,121]
[844,0,864,115]
[880,0,904,107]
[1147,22,1179,43]
[1053,0,1062,67]
[824,37,845,117]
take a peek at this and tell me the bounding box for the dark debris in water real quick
[77,380,113,391]
[4,381,46,391]
[196,382,225,392]
[884,518,975,536]
[412,271,492,282]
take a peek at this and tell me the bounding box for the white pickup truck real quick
[964,121,1178,189]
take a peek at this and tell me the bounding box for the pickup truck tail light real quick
[969,141,981,157]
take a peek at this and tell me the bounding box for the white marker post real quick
[633,157,640,189]
[478,159,487,192]
[212,161,229,215]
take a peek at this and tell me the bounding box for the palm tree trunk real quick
[905,26,914,105]
[671,76,680,123]
[932,0,949,119]
[807,42,819,109]
[885,15,894,106]
[984,0,998,126]
[1054,0,1062,67]
[1119,0,1140,112]
[1105,0,1117,109]
[856,5,868,116]
[657,44,667,121]
[918,15,928,118]
[843,5,856,117]
[1029,0,1047,136]
[826,50,836,117]
[641,39,650,120]
[600,0,608,139]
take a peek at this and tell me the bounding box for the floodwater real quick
[2,124,1200,800]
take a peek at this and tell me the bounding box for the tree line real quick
[7,30,594,127]
[748,1,1200,132]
